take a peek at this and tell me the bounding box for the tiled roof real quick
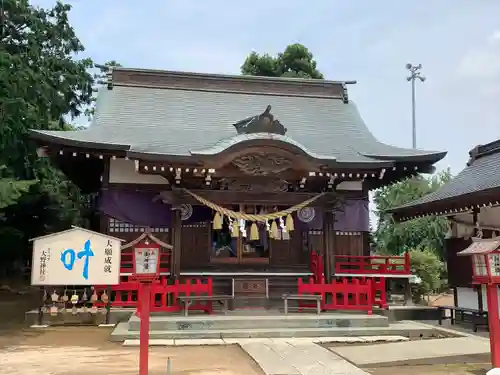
[389,139,500,218]
[457,238,500,255]
[30,69,445,166]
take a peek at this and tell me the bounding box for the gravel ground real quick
[0,327,263,375]
[366,363,490,375]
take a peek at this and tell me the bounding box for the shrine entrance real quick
[210,204,295,265]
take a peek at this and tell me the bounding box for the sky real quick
[32,0,500,176]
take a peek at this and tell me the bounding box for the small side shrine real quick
[119,232,173,279]
[389,139,500,315]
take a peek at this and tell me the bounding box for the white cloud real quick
[456,30,500,80]
[489,30,500,43]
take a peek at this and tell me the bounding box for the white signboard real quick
[31,227,123,286]
[134,248,159,275]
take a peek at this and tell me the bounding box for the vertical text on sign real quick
[134,248,160,274]
[104,240,113,274]
[39,249,51,282]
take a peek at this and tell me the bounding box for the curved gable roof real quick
[30,69,445,166]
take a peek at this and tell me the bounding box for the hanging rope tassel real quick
[270,220,279,240]
[231,221,240,238]
[250,223,260,240]
[213,211,223,230]
[184,188,325,222]
[285,214,294,232]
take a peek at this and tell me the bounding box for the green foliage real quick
[409,247,445,302]
[374,170,452,259]
[0,0,95,276]
[1,0,94,177]
[241,43,324,78]
[0,166,37,210]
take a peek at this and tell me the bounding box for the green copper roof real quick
[31,70,445,166]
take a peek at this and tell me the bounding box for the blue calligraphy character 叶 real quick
[77,240,94,280]
[60,249,76,270]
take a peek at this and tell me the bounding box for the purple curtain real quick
[294,199,369,232]
[334,199,369,232]
[98,189,369,232]
[98,189,211,227]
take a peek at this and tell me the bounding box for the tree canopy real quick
[373,170,452,259]
[0,0,96,276]
[241,43,324,79]
[1,0,94,177]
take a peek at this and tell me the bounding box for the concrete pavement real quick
[330,335,491,367]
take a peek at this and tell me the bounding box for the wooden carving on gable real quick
[232,153,293,176]
[219,177,289,193]
[233,105,287,136]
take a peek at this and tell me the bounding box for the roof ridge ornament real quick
[467,139,500,166]
[94,63,115,90]
[232,105,287,136]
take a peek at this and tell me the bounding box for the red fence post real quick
[138,282,152,375]
[404,252,411,273]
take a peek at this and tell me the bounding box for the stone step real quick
[126,313,389,331]
[110,321,438,342]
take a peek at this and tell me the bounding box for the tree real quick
[1,0,94,178]
[0,0,95,276]
[241,43,324,79]
[0,166,36,211]
[373,170,452,259]
[409,247,445,302]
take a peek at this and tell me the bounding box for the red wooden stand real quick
[486,284,500,367]
[138,281,153,375]
[133,274,158,375]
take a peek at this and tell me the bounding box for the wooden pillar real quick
[477,284,484,311]
[322,208,335,284]
[99,157,110,234]
[171,208,182,279]
[472,206,480,236]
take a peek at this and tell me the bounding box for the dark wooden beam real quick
[159,189,339,206]
[171,209,182,279]
[137,160,389,180]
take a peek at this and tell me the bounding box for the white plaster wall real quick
[336,181,362,191]
[108,159,168,185]
[458,285,500,313]
[480,285,500,313]
[456,287,479,310]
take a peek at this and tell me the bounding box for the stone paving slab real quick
[242,340,369,375]
[122,336,371,374]
[123,339,174,346]
[242,342,300,375]
[175,338,226,346]
[122,335,408,347]
[330,336,491,366]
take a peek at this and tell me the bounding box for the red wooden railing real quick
[334,252,410,275]
[298,276,373,314]
[94,277,213,314]
[309,251,324,282]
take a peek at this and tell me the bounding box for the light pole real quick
[406,63,426,149]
